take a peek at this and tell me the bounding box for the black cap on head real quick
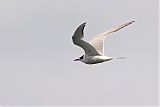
[79,55,84,59]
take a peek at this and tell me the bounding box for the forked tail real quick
[115,57,126,59]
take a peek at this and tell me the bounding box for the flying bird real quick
[72,21,135,64]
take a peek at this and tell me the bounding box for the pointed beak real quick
[74,58,80,61]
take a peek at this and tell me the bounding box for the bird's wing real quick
[89,21,135,55]
[72,23,100,56]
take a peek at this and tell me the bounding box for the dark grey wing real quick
[72,23,100,56]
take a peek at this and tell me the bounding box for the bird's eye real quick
[79,55,84,59]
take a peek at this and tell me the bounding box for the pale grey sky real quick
[0,0,158,105]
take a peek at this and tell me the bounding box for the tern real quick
[72,21,135,64]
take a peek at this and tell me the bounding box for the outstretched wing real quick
[89,21,135,55]
[72,23,100,56]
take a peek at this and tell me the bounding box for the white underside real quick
[81,55,113,64]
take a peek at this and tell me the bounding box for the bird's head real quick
[74,55,84,61]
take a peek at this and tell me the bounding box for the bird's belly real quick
[84,56,112,64]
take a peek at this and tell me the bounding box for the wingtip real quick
[127,21,135,25]
[82,22,86,25]
[131,21,135,23]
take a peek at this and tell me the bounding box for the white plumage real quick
[72,21,135,64]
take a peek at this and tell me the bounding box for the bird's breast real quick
[83,55,112,64]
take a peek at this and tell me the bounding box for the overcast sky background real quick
[0,0,158,105]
